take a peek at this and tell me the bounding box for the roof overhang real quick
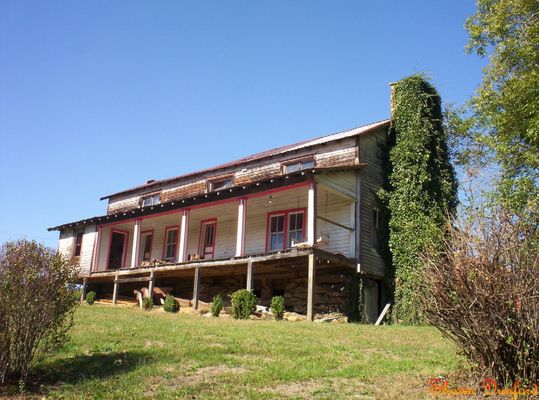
[48,165,366,232]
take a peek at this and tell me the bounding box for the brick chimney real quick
[389,82,398,117]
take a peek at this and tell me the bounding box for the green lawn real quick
[15,305,461,399]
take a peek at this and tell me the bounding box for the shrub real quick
[0,240,79,385]
[230,289,256,319]
[142,297,153,311]
[211,294,224,317]
[421,207,538,385]
[163,295,179,313]
[270,296,285,320]
[86,291,96,305]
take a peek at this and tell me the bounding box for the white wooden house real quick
[50,119,389,321]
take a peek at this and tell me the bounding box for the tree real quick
[456,0,539,211]
[0,240,79,385]
[381,75,457,325]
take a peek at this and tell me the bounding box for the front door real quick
[199,220,216,259]
[108,231,127,269]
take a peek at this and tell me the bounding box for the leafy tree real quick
[0,240,79,385]
[456,0,539,211]
[381,75,457,325]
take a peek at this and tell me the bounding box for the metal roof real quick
[99,119,390,200]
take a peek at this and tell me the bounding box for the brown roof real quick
[100,119,390,200]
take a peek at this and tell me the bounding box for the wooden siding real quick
[358,128,387,278]
[58,225,97,277]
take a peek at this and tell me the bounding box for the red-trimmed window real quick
[141,231,153,261]
[73,232,83,257]
[163,227,179,261]
[267,209,306,251]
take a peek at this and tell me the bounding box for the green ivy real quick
[380,75,457,325]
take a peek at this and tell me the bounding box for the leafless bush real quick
[0,240,79,385]
[421,207,539,385]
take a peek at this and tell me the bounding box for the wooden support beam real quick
[148,271,155,300]
[91,227,101,273]
[192,266,200,310]
[307,253,316,321]
[375,303,391,326]
[307,182,317,246]
[178,209,190,262]
[235,198,247,257]
[317,215,354,231]
[80,277,88,302]
[112,274,119,305]
[246,259,254,291]
[114,276,152,284]
[130,219,141,268]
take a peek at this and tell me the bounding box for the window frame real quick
[206,176,234,193]
[161,225,180,261]
[140,192,161,207]
[72,231,84,258]
[265,208,307,252]
[281,157,315,174]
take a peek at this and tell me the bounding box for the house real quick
[49,116,390,322]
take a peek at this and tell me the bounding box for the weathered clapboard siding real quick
[58,225,97,277]
[358,128,387,278]
[106,137,359,215]
[316,190,354,257]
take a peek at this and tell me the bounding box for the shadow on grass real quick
[2,351,154,396]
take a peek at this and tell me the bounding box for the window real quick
[73,232,83,257]
[141,231,153,262]
[140,193,160,207]
[267,209,306,251]
[282,158,315,174]
[207,177,233,192]
[163,227,179,261]
[371,208,381,249]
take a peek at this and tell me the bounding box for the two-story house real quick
[49,118,389,321]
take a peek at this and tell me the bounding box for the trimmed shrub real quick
[85,291,96,305]
[270,296,285,320]
[142,297,153,311]
[163,295,179,313]
[0,240,79,385]
[230,289,256,319]
[211,294,224,317]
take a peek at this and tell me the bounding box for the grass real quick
[12,305,462,399]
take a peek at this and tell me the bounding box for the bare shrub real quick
[0,240,79,385]
[421,207,538,385]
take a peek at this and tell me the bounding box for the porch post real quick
[130,219,142,268]
[178,209,190,262]
[246,259,254,291]
[192,266,200,310]
[80,277,88,302]
[307,181,317,246]
[148,270,155,301]
[235,198,247,257]
[112,274,119,305]
[91,226,102,272]
[307,253,316,321]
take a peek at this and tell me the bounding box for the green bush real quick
[86,291,96,305]
[163,295,179,313]
[230,289,256,319]
[142,297,153,311]
[211,294,224,317]
[270,296,285,320]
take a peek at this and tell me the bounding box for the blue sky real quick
[0,1,485,248]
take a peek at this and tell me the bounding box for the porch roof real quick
[48,165,365,232]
